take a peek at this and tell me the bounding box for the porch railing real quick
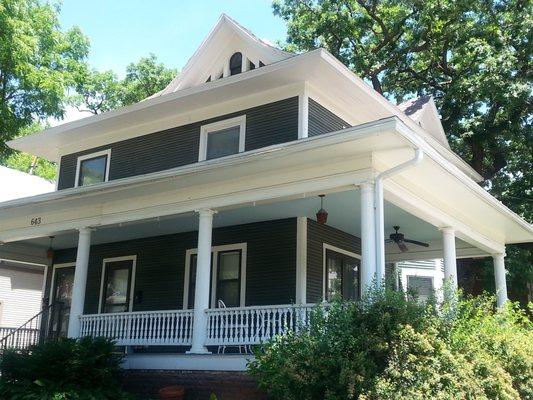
[0,327,17,340]
[79,309,194,346]
[205,304,315,346]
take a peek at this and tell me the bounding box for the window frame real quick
[198,116,246,162]
[322,243,361,301]
[74,149,111,188]
[98,255,137,314]
[406,274,434,300]
[183,243,247,309]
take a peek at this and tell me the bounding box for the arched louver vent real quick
[229,52,243,75]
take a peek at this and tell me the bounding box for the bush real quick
[0,336,134,399]
[248,288,533,400]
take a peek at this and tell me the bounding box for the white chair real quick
[216,300,251,354]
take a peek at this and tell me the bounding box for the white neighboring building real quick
[395,259,444,302]
[0,167,53,332]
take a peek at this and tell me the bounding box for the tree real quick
[273,0,532,303]
[121,53,177,104]
[69,54,177,114]
[0,0,89,155]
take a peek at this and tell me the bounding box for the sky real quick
[58,0,288,77]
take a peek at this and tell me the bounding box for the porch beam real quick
[188,209,215,354]
[67,227,92,338]
[441,227,458,290]
[493,253,508,308]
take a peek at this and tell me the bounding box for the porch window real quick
[325,249,360,301]
[216,250,242,307]
[406,276,434,303]
[184,244,246,309]
[99,257,136,313]
[199,116,246,161]
[75,149,110,187]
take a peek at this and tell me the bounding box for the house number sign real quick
[30,217,42,226]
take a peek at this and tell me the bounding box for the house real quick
[0,167,53,341]
[0,15,532,377]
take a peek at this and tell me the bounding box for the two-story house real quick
[0,15,531,374]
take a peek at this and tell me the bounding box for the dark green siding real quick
[58,97,299,190]
[306,219,361,303]
[48,219,297,313]
[308,98,350,137]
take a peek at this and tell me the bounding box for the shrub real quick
[0,336,134,399]
[248,288,533,400]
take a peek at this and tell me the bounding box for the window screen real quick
[206,126,240,160]
[78,155,107,186]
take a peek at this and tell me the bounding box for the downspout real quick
[375,148,424,283]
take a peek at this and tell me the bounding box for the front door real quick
[51,266,75,336]
[101,259,134,313]
[325,249,360,301]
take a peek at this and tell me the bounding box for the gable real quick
[398,96,450,149]
[156,14,293,94]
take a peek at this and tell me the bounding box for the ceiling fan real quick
[385,226,429,252]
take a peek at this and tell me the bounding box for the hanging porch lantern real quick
[316,194,328,225]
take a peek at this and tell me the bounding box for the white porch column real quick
[188,209,215,354]
[67,227,92,338]
[441,227,458,290]
[493,253,508,308]
[360,183,376,294]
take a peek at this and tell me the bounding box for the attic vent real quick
[230,52,243,75]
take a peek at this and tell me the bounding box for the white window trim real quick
[198,116,246,162]
[322,243,361,301]
[183,243,247,309]
[74,149,111,188]
[48,262,76,306]
[98,255,137,314]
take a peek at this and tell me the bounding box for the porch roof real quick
[0,117,531,254]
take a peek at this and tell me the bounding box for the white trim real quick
[322,243,361,300]
[97,255,137,313]
[123,353,252,371]
[183,243,247,309]
[48,262,76,306]
[296,217,307,303]
[298,84,309,139]
[199,116,246,162]
[74,149,111,188]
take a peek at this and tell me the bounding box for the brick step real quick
[121,370,269,400]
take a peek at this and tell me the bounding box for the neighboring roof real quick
[155,13,293,95]
[398,96,450,149]
[0,167,53,203]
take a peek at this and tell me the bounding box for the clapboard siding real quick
[306,219,361,303]
[58,97,299,189]
[48,219,297,313]
[308,98,350,137]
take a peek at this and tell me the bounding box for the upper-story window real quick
[229,52,242,75]
[199,116,246,161]
[75,149,111,187]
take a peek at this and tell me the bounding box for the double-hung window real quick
[324,246,361,301]
[184,243,246,309]
[199,116,245,161]
[75,149,111,187]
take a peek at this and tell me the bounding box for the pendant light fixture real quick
[316,194,328,225]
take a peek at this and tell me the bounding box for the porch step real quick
[121,370,268,400]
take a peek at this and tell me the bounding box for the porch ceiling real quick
[22,190,482,260]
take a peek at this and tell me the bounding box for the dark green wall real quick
[308,98,350,137]
[58,97,299,190]
[47,218,297,313]
[306,219,361,303]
